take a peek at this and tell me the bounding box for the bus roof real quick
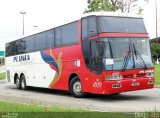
[82,12,143,19]
[6,12,143,43]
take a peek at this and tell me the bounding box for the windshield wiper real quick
[133,43,148,69]
[122,43,131,71]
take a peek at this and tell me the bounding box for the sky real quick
[0,0,160,51]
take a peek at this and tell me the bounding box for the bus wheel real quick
[15,76,21,89]
[20,75,27,90]
[70,76,85,98]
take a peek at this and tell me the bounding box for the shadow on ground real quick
[9,85,151,102]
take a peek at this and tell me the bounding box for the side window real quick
[55,28,61,47]
[6,39,27,56]
[82,16,97,39]
[6,42,16,56]
[82,18,88,39]
[35,32,47,51]
[25,36,35,53]
[61,22,78,45]
[5,43,10,56]
[46,29,54,48]
[13,41,18,55]
[88,16,97,36]
[16,39,26,54]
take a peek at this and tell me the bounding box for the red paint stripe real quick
[89,36,99,40]
[89,33,149,40]
[100,33,149,37]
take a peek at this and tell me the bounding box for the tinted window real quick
[6,20,79,56]
[55,28,61,47]
[82,16,97,39]
[127,18,146,33]
[5,43,9,56]
[98,16,147,33]
[6,42,16,56]
[82,18,88,39]
[46,29,54,48]
[6,39,27,56]
[88,16,97,36]
[25,36,35,53]
[61,22,78,45]
[16,39,26,54]
[35,32,47,51]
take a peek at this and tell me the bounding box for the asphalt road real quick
[0,82,160,112]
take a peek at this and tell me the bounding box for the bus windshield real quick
[93,38,153,70]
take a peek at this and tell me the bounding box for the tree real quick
[151,43,160,62]
[84,0,116,13]
[84,0,148,14]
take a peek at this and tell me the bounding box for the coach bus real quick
[5,12,155,97]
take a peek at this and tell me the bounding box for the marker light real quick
[146,71,154,78]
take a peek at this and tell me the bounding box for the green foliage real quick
[84,0,117,13]
[137,7,144,15]
[151,43,160,59]
[84,0,147,14]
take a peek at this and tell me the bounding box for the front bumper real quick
[103,78,155,94]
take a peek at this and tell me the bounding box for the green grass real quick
[0,101,85,112]
[0,101,135,118]
[155,64,160,85]
[0,72,6,80]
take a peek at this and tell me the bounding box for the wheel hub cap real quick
[73,81,82,93]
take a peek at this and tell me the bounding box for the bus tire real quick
[70,76,85,98]
[20,75,27,90]
[15,76,21,89]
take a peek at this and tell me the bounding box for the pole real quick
[155,0,158,38]
[22,14,24,35]
[20,12,26,35]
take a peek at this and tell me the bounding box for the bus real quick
[5,12,155,97]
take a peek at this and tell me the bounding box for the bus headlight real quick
[146,71,154,78]
[106,74,123,81]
